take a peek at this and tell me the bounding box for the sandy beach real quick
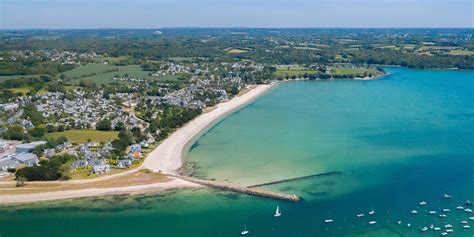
[0,83,273,204]
[0,177,198,204]
[143,83,274,174]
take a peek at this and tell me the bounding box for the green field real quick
[0,74,45,83]
[8,86,48,95]
[331,67,381,76]
[45,129,119,144]
[62,63,175,85]
[448,50,474,56]
[226,48,250,54]
[275,66,318,77]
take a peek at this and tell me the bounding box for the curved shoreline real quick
[143,83,275,174]
[0,83,274,205]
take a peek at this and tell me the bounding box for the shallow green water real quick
[1,67,473,237]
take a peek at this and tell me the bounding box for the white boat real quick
[397,220,402,225]
[411,210,418,214]
[456,206,464,210]
[466,200,473,206]
[469,217,474,221]
[461,220,468,224]
[439,214,447,218]
[419,201,427,206]
[368,205,375,215]
[465,208,473,213]
[274,206,281,217]
[241,225,249,235]
[446,229,453,233]
[443,193,451,199]
[463,225,470,229]
[441,232,447,236]
[429,210,437,214]
[356,213,365,218]
[325,212,333,223]
[421,227,428,232]
[442,208,450,212]
[445,224,453,228]
[430,224,434,229]
[368,221,376,225]
[407,223,411,227]
[434,227,441,231]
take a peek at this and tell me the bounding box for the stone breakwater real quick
[171,174,300,202]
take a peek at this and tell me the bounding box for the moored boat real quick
[274,206,281,217]
[241,225,249,235]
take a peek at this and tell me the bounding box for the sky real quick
[1,0,473,29]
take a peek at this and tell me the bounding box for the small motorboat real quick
[421,227,428,232]
[439,214,447,218]
[443,193,451,199]
[445,224,453,228]
[429,210,437,214]
[442,208,450,212]
[407,223,411,227]
[446,229,453,233]
[274,206,281,217]
[411,210,418,214]
[368,221,376,225]
[465,208,473,213]
[434,227,441,231]
[356,213,365,218]
[463,225,471,229]
[466,200,473,206]
[456,206,464,210]
[419,201,427,206]
[469,216,474,221]
[441,232,447,236]
[430,224,434,229]
[240,225,249,235]
[461,220,468,224]
[397,220,402,225]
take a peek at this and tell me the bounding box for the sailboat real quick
[274,206,281,217]
[368,205,375,215]
[241,224,249,235]
[324,212,334,223]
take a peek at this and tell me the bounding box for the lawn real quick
[45,129,119,144]
[62,63,174,85]
[331,67,381,76]
[448,50,474,56]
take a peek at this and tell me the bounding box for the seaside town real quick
[0,25,473,237]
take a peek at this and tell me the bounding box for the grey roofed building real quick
[16,141,47,153]
[0,158,20,171]
[71,159,88,169]
[92,164,111,174]
[10,153,38,166]
[116,159,132,168]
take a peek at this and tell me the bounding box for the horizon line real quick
[1,26,474,31]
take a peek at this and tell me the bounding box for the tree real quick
[119,130,135,146]
[114,121,125,131]
[29,127,45,138]
[16,177,27,187]
[96,119,112,131]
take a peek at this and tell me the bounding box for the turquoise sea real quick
[1,67,473,237]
